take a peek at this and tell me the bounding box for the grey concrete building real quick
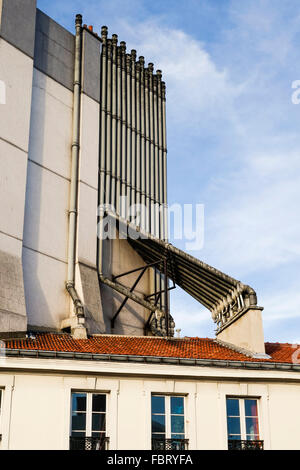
[0,0,266,357]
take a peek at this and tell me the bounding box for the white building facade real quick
[0,0,299,452]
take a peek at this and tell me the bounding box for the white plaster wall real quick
[28,69,73,179]
[22,247,69,329]
[76,93,99,266]
[0,140,28,239]
[24,69,73,330]
[0,364,300,450]
[0,37,33,332]
[79,94,99,190]
[0,38,33,151]
[77,182,97,266]
[267,382,300,449]
[23,160,70,262]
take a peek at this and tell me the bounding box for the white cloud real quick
[118,20,242,128]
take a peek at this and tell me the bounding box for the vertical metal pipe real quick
[126,54,132,221]
[116,44,122,216]
[135,59,141,226]
[148,63,155,235]
[98,26,108,273]
[139,56,146,232]
[156,70,164,308]
[153,73,159,239]
[111,34,118,212]
[161,81,168,241]
[105,39,112,209]
[130,50,137,224]
[66,14,84,322]
[157,70,164,240]
[120,42,127,219]
[144,67,150,234]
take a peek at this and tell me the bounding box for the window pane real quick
[171,434,185,439]
[246,417,259,437]
[92,413,106,432]
[171,397,184,415]
[226,398,239,417]
[246,435,259,441]
[72,393,86,412]
[245,399,258,417]
[92,394,106,413]
[152,415,165,433]
[152,396,165,414]
[171,415,184,434]
[72,412,86,431]
[227,417,241,435]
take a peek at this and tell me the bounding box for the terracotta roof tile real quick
[2,333,300,364]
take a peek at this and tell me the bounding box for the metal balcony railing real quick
[152,438,189,450]
[70,436,109,450]
[228,439,264,450]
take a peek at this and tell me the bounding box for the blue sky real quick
[38,0,300,343]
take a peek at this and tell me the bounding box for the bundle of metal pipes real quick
[98,26,168,240]
[98,27,169,313]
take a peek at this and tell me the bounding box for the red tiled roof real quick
[2,333,300,364]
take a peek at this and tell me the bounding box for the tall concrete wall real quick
[0,0,37,334]
[12,8,153,335]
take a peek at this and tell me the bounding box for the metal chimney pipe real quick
[157,70,164,240]
[105,39,112,209]
[153,73,160,239]
[120,42,127,219]
[98,26,108,274]
[148,63,155,235]
[126,53,132,221]
[66,14,85,330]
[139,56,146,232]
[111,33,118,211]
[130,50,137,224]
[161,81,168,240]
[135,59,141,226]
[116,45,122,216]
[144,67,150,233]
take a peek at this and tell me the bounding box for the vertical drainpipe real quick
[130,50,137,223]
[111,34,118,212]
[135,59,141,224]
[144,67,150,233]
[126,54,132,221]
[98,26,108,275]
[148,63,154,236]
[153,73,159,239]
[116,45,122,217]
[153,72,161,307]
[161,81,168,241]
[157,70,164,309]
[120,42,127,219]
[66,14,86,337]
[139,56,146,232]
[157,70,164,240]
[105,39,112,210]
